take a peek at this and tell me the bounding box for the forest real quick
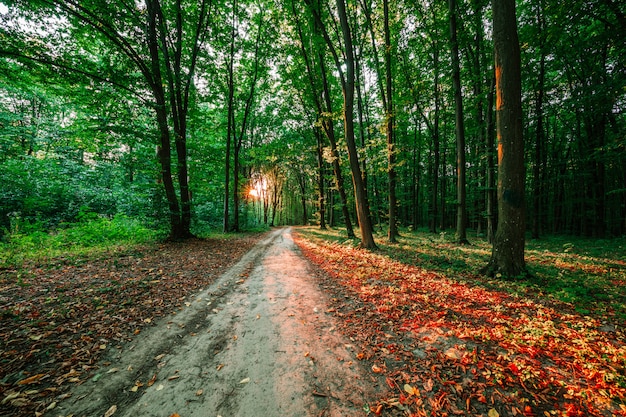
[1,1,626,416]
[1,0,624,256]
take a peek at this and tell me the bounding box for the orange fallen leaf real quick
[17,374,46,385]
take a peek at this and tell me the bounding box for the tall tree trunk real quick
[223,1,236,233]
[384,0,398,243]
[294,1,355,238]
[532,14,546,240]
[147,0,182,238]
[486,75,496,243]
[336,0,377,249]
[482,0,526,277]
[315,130,327,229]
[232,11,264,233]
[449,0,469,244]
[430,47,441,234]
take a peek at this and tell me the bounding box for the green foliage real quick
[0,214,161,268]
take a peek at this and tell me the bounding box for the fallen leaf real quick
[147,373,157,387]
[371,364,383,373]
[195,389,203,396]
[423,378,434,392]
[445,347,462,360]
[104,405,117,417]
[156,384,164,391]
[404,384,419,397]
[488,409,500,417]
[239,377,250,384]
[2,392,21,405]
[17,374,46,385]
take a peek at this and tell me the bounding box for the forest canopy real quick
[1,0,624,250]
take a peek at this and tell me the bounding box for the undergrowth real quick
[0,214,162,269]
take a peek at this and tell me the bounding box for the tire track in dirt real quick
[59,228,380,417]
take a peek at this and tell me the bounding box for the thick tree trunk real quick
[482,0,526,277]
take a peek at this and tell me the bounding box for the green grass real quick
[298,226,626,323]
[0,214,162,268]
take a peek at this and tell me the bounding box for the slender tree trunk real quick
[384,0,398,243]
[315,129,327,229]
[223,2,236,233]
[336,0,376,249]
[449,0,468,244]
[430,47,441,234]
[147,0,182,238]
[482,0,526,277]
[532,13,546,239]
[486,75,496,243]
[293,1,354,237]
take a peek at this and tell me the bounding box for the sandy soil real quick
[58,228,381,417]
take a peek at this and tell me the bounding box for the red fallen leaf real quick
[508,363,519,374]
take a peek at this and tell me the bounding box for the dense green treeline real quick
[1,1,624,254]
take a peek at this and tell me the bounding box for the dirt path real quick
[59,228,380,417]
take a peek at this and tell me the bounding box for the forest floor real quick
[1,226,625,417]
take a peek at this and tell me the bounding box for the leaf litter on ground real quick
[0,234,265,417]
[292,229,626,417]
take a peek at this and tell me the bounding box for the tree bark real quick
[294,0,355,238]
[336,0,377,249]
[449,0,469,245]
[485,75,496,243]
[384,0,398,243]
[482,0,526,277]
[315,129,327,229]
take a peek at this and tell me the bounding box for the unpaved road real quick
[59,228,381,417]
